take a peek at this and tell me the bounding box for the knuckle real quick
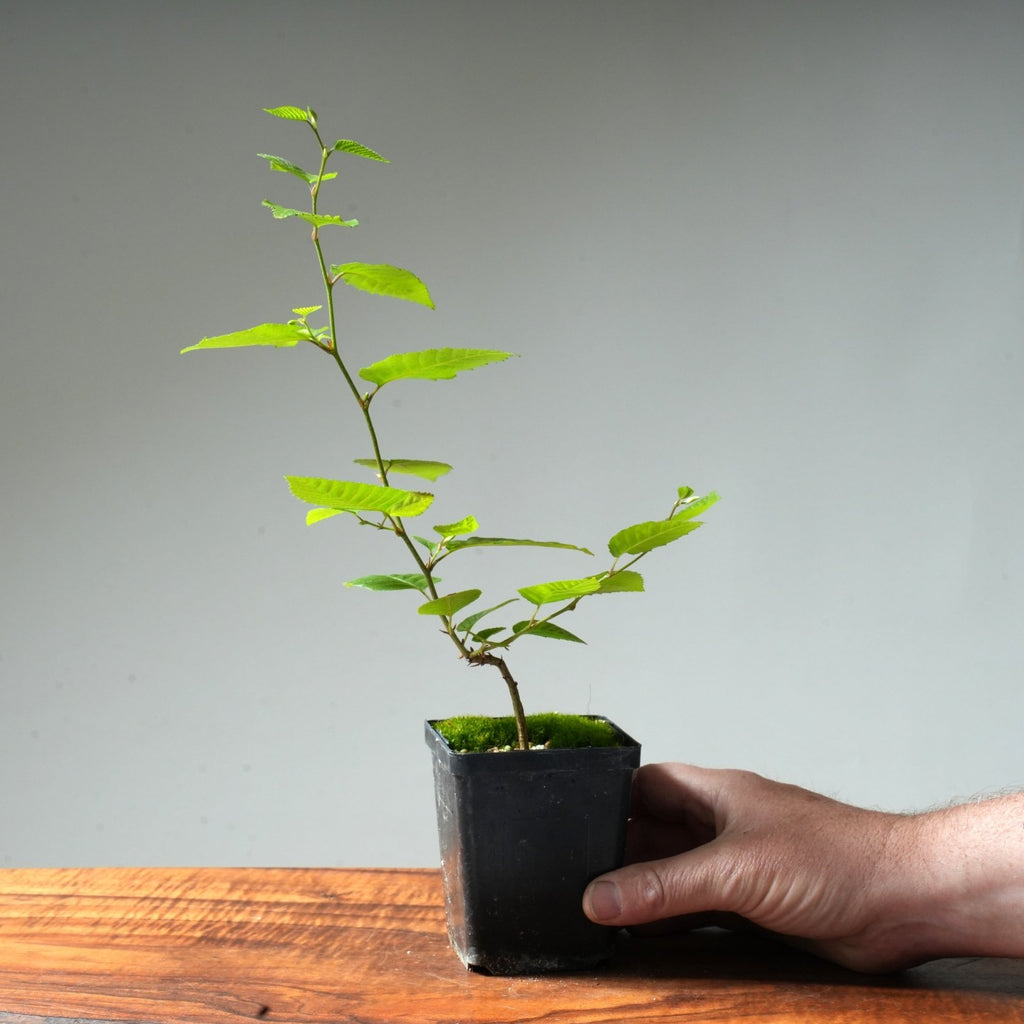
[632,864,670,916]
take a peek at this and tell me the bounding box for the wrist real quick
[876,796,1024,965]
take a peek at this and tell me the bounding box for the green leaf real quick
[674,490,721,520]
[448,535,592,555]
[595,570,645,594]
[330,262,435,308]
[608,518,703,558]
[418,589,482,617]
[469,626,506,642]
[434,515,479,537]
[512,620,586,644]
[306,508,344,525]
[263,105,310,122]
[258,153,320,186]
[345,573,432,592]
[285,477,433,517]
[517,577,602,606]
[292,305,322,317]
[181,322,308,353]
[677,485,695,501]
[332,139,389,163]
[353,458,452,482]
[359,348,515,387]
[414,535,441,556]
[456,598,518,633]
[262,200,359,228]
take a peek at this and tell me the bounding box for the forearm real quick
[871,793,1024,966]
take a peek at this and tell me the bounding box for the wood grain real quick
[0,868,1021,1023]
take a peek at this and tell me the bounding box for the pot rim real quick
[424,715,641,773]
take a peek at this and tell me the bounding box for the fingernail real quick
[585,880,622,922]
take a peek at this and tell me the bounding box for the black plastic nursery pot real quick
[424,716,641,975]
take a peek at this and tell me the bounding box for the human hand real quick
[582,763,1024,971]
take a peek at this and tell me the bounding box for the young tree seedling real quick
[183,105,719,750]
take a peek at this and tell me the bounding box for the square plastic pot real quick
[425,716,640,975]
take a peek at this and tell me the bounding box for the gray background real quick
[2,0,1022,867]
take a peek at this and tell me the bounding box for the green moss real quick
[434,713,621,753]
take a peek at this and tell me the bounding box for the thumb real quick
[583,845,733,927]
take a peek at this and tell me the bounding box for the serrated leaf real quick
[258,153,320,185]
[306,508,344,525]
[447,536,592,555]
[678,485,695,501]
[262,200,358,228]
[674,490,721,521]
[263,105,310,122]
[595,570,645,594]
[345,573,432,592]
[181,322,308,353]
[286,477,433,517]
[414,535,441,556]
[512,620,586,643]
[359,348,515,387]
[353,458,452,482]
[517,577,602,606]
[330,262,435,308]
[418,589,482,617]
[469,626,506,642]
[608,518,703,558]
[332,138,389,163]
[292,305,322,317]
[261,200,298,216]
[456,598,518,633]
[434,515,479,537]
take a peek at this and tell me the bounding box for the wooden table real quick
[1,868,1022,1023]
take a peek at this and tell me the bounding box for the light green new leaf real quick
[292,305,322,317]
[469,626,506,642]
[518,577,602,606]
[330,263,435,309]
[286,477,433,517]
[674,490,722,521]
[434,515,479,537]
[258,153,320,186]
[353,458,452,482]
[447,535,593,555]
[181,322,308,353]
[512,620,586,644]
[595,570,645,594]
[418,589,481,617]
[345,573,432,592]
[306,508,344,525]
[608,518,703,558]
[359,349,515,387]
[262,200,359,228]
[413,537,441,559]
[263,105,310,122]
[457,598,518,633]
[332,139,389,163]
